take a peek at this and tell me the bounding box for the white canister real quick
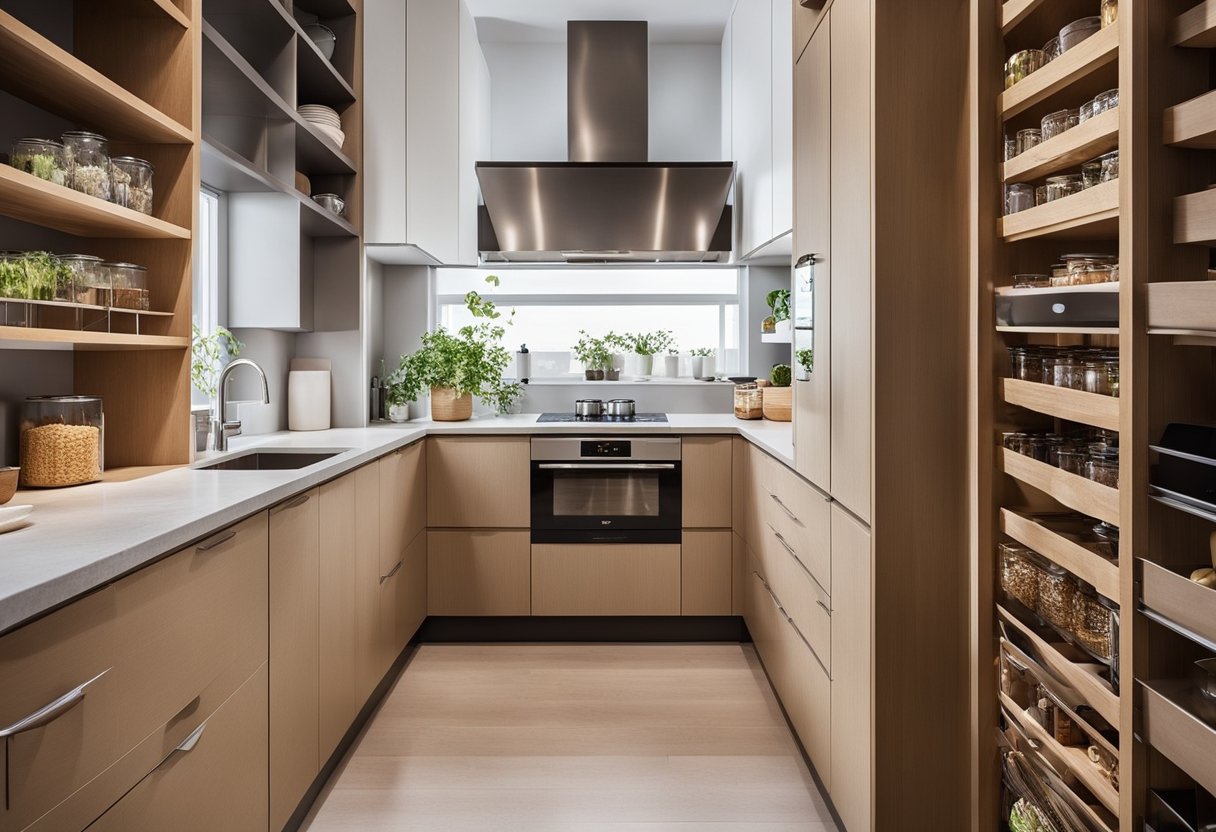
[635,354,654,377]
[288,370,331,431]
[691,355,704,378]
[701,354,717,379]
[663,354,680,377]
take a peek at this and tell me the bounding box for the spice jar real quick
[1073,583,1117,661]
[1000,543,1045,610]
[1053,357,1084,390]
[1085,447,1120,488]
[1009,346,1043,381]
[57,254,103,304]
[1101,0,1118,28]
[110,156,154,215]
[1005,183,1036,215]
[1003,135,1017,162]
[1046,174,1085,202]
[10,138,67,186]
[1037,562,1077,630]
[734,383,763,420]
[105,262,150,310]
[19,396,104,487]
[61,131,111,201]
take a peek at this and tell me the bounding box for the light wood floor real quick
[301,643,838,831]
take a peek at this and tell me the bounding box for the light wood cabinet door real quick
[682,436,733,528]
[793,0,827,58]
[793,11,832,493]
[532,544,681,616]
[428,530,531,616]
[319,473,358,761]
[353,462,385,706]
[681,530,732,615]
[379,440,426,575]
[829,503,872,832]
[828,0,872,523]
[0,588,119,832]
[731,438,752,544]
[85,664,269,832]
[427,437,529,527]
[269,489,320,831]
[380,529,426,670]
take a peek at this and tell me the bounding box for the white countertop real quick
[0,414,794,634]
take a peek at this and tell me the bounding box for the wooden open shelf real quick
[1003,378,1120,431]
[1140,559,1216,651]
[1000,179,1120,242]
[1000,24,1119,120]
[1001,0,1045,35]
[1146,281,1216,334]
[1165,89,1216,149]
[997,324,1120,335]
[1003,107,1119,183]
[1174,187,1216,246]
[0,165,191,240]
[1172,0,1216,47]
[998,605,1120,724]
[142,0,191,28]
[1140,680,1216,799]
[1002,448,1120,526]
[1002,509,1120,599]
[0,9,192,144]
[0,326,189,350]
[1000,691,1120,814]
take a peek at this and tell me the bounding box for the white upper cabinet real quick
[364,0,489,266]
[729,0,793,259]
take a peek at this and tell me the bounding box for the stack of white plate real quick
[298,105,345,148]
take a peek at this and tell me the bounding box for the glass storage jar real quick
[1094,88,1119,114]
[1053,357,1084,390]
[1046,174,1085,202]
[1060,16,1101,51]
[1082,157,1103,189]
[1057,448,1088,475]
[1005,183,1036,215]
[1040,109,1075,141]
[734,383,763,420]
[57,254,103,304]
[1036,185,1048,206]
[19,395,104,487]
[61,131,111,200]
[1042,36,1061,63]
[1005,49,1045,89]
[1101,0,1118,28]
[1016,128,1042,156]
[1003,135,1017,162]
[1012,274,1050,289]
[1043,688,1086,746]
[10,138,66,186]
[1000,543,1045,610]
[1091,522,1119,558]
[1037,562,1078,630]
[1079,99,1097,123]
[1009,346,1042,380]
[1085,447,1120,488]
[1083,358,1117,396]
[105,262,149,310]
[1100,150,1119,182]
[1073,583,1117,661]
[109,157,154,215]
[0,251,27,301]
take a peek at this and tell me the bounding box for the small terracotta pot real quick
[430,387,473,421]
[0,468,18,504]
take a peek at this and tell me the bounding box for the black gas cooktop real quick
[536,413,669,423]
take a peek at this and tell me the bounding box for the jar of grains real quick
[61,131,111,201]
[19,396,104,487]
[734,383,763,420]
[1037,562,1077,630]
[1000,543,1046,610]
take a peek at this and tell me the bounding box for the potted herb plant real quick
[574,331,611,381]
[628,330,674,377]
[191,323,243,449]
[389,276,522,421]
[689,347,717,380]
[604,332,628,380]
[762,363,793,421]
[763,288,792,336]
[796,348,814,381]
[663,347,680,378]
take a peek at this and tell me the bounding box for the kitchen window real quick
[434,268,743,379]
[191,188,225,409]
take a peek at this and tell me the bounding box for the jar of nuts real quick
[19,396,104,487]
[1037,561,1077,630]
[1000,543,1045,610]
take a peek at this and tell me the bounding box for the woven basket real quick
[430,387,473,421]
[762,386,792,421]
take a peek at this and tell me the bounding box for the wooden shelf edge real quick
[1172,0,1216,47]
[998,605,1120,725]
[1000,25,1119,121]
[146,0,191,28]
[0,326,189,349]
[1002,378,1120,432]
[1001,509,1120,599]
[1000,180,1120,242]
[1140,681,1216,799]
[0,9,192,144]
[0,166,191,240]
[1003,108,1120,184]
[1001,448,1120,526]
[1146,281,1216,332]
[997,325,1120,335]
[999,692,1120,814]
[1164,89,1216,149]
[1174,187,1216,246]
[1001,0,1044,35]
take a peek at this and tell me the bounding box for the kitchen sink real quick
[193,449,347,471]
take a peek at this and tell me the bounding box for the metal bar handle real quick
[380,559,404,583]
[537,463,676,470]
[769,526,831,605]
[279,493,311,511]
[787,615,832,678]
[768,492,802,524]
[756,573,787,619]
[196,530,236,553]
[151,719,208,775]
[0,668,111,739]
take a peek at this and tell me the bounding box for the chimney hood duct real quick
[476,20,735,264]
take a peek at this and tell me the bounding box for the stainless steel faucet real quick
[212,359,270,452]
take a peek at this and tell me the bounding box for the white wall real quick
[482,42,722,161]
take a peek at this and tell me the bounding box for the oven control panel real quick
[581,440,631,458]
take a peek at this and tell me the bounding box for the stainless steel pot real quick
[605,399,635,418]
[575,399,603,417]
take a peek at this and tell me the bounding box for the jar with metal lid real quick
[734,383,763,420]
[10,138,66,186]
[57,254,103,304]
[1073,582,1117,661]
[19,396,104,487]
[1009,346,1042,381]
[1083,358,1117,396]
[61,131,111,200]
[1086,447,1120,488]
[1046,174,1085,202]
[1037,562,1077,630]
[104,262,149,310]
[1000,543,1046,610]
[110,156,154,215]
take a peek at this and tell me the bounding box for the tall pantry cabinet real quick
[787,1,971,829]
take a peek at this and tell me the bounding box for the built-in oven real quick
[530,437,682,544]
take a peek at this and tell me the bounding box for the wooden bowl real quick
[0,468,18,505]
[762,387,792,421]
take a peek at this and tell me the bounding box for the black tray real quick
[1151,424,1216,521]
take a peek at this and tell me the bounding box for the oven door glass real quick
[531,462,682,543]
[552,470,661,517]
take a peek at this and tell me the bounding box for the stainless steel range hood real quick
[476,21,735,264]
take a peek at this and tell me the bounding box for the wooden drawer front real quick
[532,544,681,616]
[767,549,831,677]
[381,530,427,668]
[682,436,732,528]
[114,513,269,749]
[681,530,732,615]
[775,611,832,780]
[86,664,269,832]
[427,437,529,527]
[0,588,119,832]
[1141,680,1216,799]
[354,463,387,706]
[759,470,831,594]
[379,442,426,575]
[731,438,752,544]
[1140,558,1216,648]
[428,530,531,616]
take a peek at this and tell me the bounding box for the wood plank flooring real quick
[301,644,838,831]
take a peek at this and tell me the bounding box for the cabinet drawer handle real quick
[768,493,802,524]
[816,599,831,615]
[280,493,311,511]
[380,559,404,583]
[195,530,236,553]
[149,719,207,776]
[0,668,110,739]
[756,573,788,619]
[770,526,831,603]
[787,615,831,679]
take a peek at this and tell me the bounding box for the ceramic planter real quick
[635,354,654,376]
[701,355,717,379]
[585,369,605,381]
[388,403,410,423]
[430,387,472,421]
[663,354,680,377]
[690,356,704,378]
